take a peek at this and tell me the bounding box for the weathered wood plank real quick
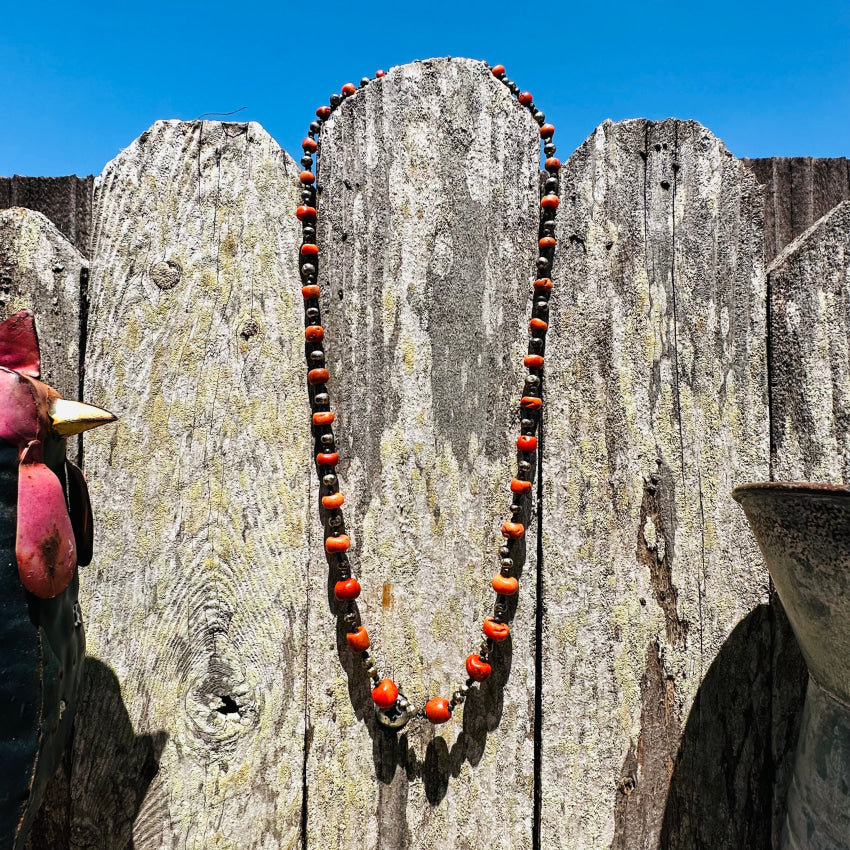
[743,158,850,262]
[305,58,539,848]
[0,208,86,849]
[82,120,309,849]
[542,119,771,847]
[770,200,850,482]
[0,177,94,257]
[0,207,84,463]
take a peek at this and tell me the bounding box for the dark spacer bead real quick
[499,545,511,558]
[306,307,320,320]
[301,189,315,202]
[536,299,550,312]
[502,77,513,88]
[525,375,540,387]
[329,514,343,527]
[314,392,330,406]
[303,225,316,241]
[545,177,559,193]
[330,94,341,107]
[518,460,532,472]
[310,121,321,134]
[521,418,535,430]
[530,337,544,351]
[544,142,556,156]
[500,557,513,568]
[508,82,520,95]
[320,433,335,446]
[309,350,325,363]
[301,263,317,278]
[360,77,371,87]
[510,503,522,515]
[541,220,556,235]
[532,110,545,124]
[301,154,314,168]
[537,257,550,271]
[322,473,337,487]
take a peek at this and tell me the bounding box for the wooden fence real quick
[2,57,850,850]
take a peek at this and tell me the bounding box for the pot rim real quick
[732,480,850,503]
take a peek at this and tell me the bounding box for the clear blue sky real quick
[2,0,848,177]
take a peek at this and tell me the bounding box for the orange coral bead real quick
[316,105,331,120]
[521,396,543,410]
[518,91,533,105]
[545,157,561,172]
[301,243,319,256]
[425,697,452,724]
[492,574,519,595]
[341,82,357,96]
[305,325,324,342]
[300,171,316,184]
[317,452,339,466]
[347,626,370,652]
[372,678,398,709]
[541,194,560,211]
[524,355,544,369]
[375,69,386,78]
[296,205,317,221]
[491,64,505,76]
[325,534,350,553]
[302,285,321,299]
[483,617,511,642]
[539,236,556,249]
[529,317,548,332]
[313,411,335,425]
[466,653,492,681]
[302,138,318,153]
[534,279,553,293]
[540,123,556,138]
[501,521,525,539]
[517,435,538,452]
[511,478,532,494]
[322,492,345,509]
[308,368,329,385]
[334,577,361,601]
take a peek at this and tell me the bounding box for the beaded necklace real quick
[297,63,560,731]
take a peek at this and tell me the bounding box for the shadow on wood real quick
[29,658,168,850]
[657,602,806,850]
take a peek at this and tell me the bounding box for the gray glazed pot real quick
[734,482,850,850]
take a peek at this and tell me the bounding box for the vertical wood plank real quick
[305,58,539,848]
[0,207,86,849]
[0,177,94,256]
[541,119,770,848]
[82,120,309,849]
[770,200,850,482]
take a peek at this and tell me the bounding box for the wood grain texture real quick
[304,58,539,848]
[743,158,850,262]
[0,208,87,849]
[541,119,771,847]
[82,120,309,849]
[0,207,85,462]
[769,200,850,482]
[0,177,94,257]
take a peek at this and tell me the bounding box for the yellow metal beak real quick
[50,398,117,437]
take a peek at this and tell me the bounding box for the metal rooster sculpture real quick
[0,310,115,850]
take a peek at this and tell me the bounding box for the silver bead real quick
[365,664,378,678]
[322,473,337,487]
[328,514,343,527]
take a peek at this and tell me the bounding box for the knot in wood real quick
[149,259,182,290]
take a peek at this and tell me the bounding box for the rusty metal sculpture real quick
[0,310,115,850]
[734,482,850,850]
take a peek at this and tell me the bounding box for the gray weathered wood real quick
[744,158,850,262]
[305,58,539,848]
[541,118,772,848]
[770,201,850,482]
[0,207,85,463]
[81,120,309,848]
[0,177,94,256]
[0,207,87,849]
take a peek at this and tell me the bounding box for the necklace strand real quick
[297,63,560,730]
